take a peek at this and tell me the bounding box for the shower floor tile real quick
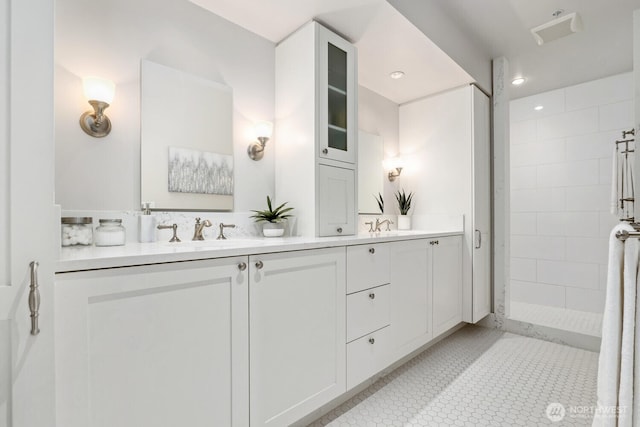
[510,302,603,338]
[308,325,598,426]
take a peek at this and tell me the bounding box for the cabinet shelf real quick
[328,124,347,133]
[328,84,347,96]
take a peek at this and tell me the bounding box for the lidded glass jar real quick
[95,219,126,247]
[61,217,93,246]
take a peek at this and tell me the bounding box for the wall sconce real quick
[247,121,273,161]
[384,156,404,182]
[79,77,115,138]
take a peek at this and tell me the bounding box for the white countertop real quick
[56,228,463,273]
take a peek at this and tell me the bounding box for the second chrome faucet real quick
[193,218,212,240]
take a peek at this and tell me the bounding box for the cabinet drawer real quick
[346,243,390,293]
[346,284,390,342]
[347,326,391,390]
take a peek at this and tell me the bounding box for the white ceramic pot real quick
[397,215,411,230]
[262,222,285,237]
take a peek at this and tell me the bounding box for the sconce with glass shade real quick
[247,121,273,161]
[384,156,404,181]
[79,77,115,138]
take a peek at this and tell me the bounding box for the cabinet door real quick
[55,257,249,427]
[472,86,491,322]
[317,24,357,164]
[431,236,463,337]
[318,164,356,236]
[249,248,346,427]
[389,239,431,363]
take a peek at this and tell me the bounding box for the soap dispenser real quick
[138,203,156,243]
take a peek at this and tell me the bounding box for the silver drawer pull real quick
[337,227,343,233]
[29,261,40,335]
[238,262,247,271]
[255,261,264,270]
[368,337,375,344]
[369,293,375,300]
[369,247,375,254]
[322,148,328,154]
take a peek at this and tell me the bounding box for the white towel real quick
[594,222,638,426]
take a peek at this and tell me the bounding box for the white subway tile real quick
[510,119,536,145]
[537,108,599,140]
[511,235,538,258]
[510,89,565,122]
[511,166,537,189]
[565,186,611,212]
[511,257,537,282]
[599,265,608,290]
[563,212,600,237]
[537,160,599,188]
[565,132,615,160]
[536,188,566,212]
[537,213,566,236]
[565,237,609,265]
[537,260,599,289]
[565,72,633,111]
[511,189,538,212]
[599,100,634,131]
[599,212,620,237]
[510,280,566,307]
[599,158,613,185]
[536,236,565,260]
[565,287,606,313]
[512,141,565,167]
[511,213,537,235]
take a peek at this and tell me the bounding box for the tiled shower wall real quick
[510,72,633,313]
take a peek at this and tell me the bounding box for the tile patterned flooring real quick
[309,325,598,426]
[510,302,603,338]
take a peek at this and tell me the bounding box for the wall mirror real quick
[141,59,234,211]
[357,130,384,214]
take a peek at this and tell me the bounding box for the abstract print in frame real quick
[168,147,233,196]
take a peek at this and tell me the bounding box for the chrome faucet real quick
[217,223,236,240]
[192,217,212,241]
[364,221,375,232]
[375,218,393,232]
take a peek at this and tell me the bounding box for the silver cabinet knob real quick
[369,293,375,299]
[255,260,264,270]
[238,262,247,271]
[322,148,328,154]
[369,247,375,254]
[337,227,343,233]
[368,337,375,344]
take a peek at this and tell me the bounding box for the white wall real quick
[358,86,399,213]
[510,72,633,313]
[55,0,275,212]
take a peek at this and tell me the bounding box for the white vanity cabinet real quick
[55,257,250,427]
[275,21,358,237]
[389,239,432,362]
[430,236,463,337]
[249,247,346,427]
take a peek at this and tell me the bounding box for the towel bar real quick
[616,230,640,241]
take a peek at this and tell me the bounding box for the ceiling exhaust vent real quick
[531,12,582,46]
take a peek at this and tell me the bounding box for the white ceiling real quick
[189,0,640,102]
[189,0,473,104]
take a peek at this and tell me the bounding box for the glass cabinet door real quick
[319,26,356,164]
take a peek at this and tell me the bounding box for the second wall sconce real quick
[79,77,115,138]
[247,121,273,161]
[384,156,404,182]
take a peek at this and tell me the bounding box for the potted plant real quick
[375,192,384,214]
[250,196,294,237]
[395,189,414,230]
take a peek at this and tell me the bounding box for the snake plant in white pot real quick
[395,189,414,230]
[250,196,294,237]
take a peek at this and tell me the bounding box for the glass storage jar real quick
[61,217,93,246]
[95,219,126,247]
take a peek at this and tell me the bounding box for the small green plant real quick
[250,196,294,223]
[374,192,384,214]
[395,189,414,215]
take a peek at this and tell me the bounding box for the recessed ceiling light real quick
[512,77,526,86]
[390,71,405,80]
[534,105,544,111]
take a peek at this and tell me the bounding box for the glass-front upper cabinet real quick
[318,26,357,164]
